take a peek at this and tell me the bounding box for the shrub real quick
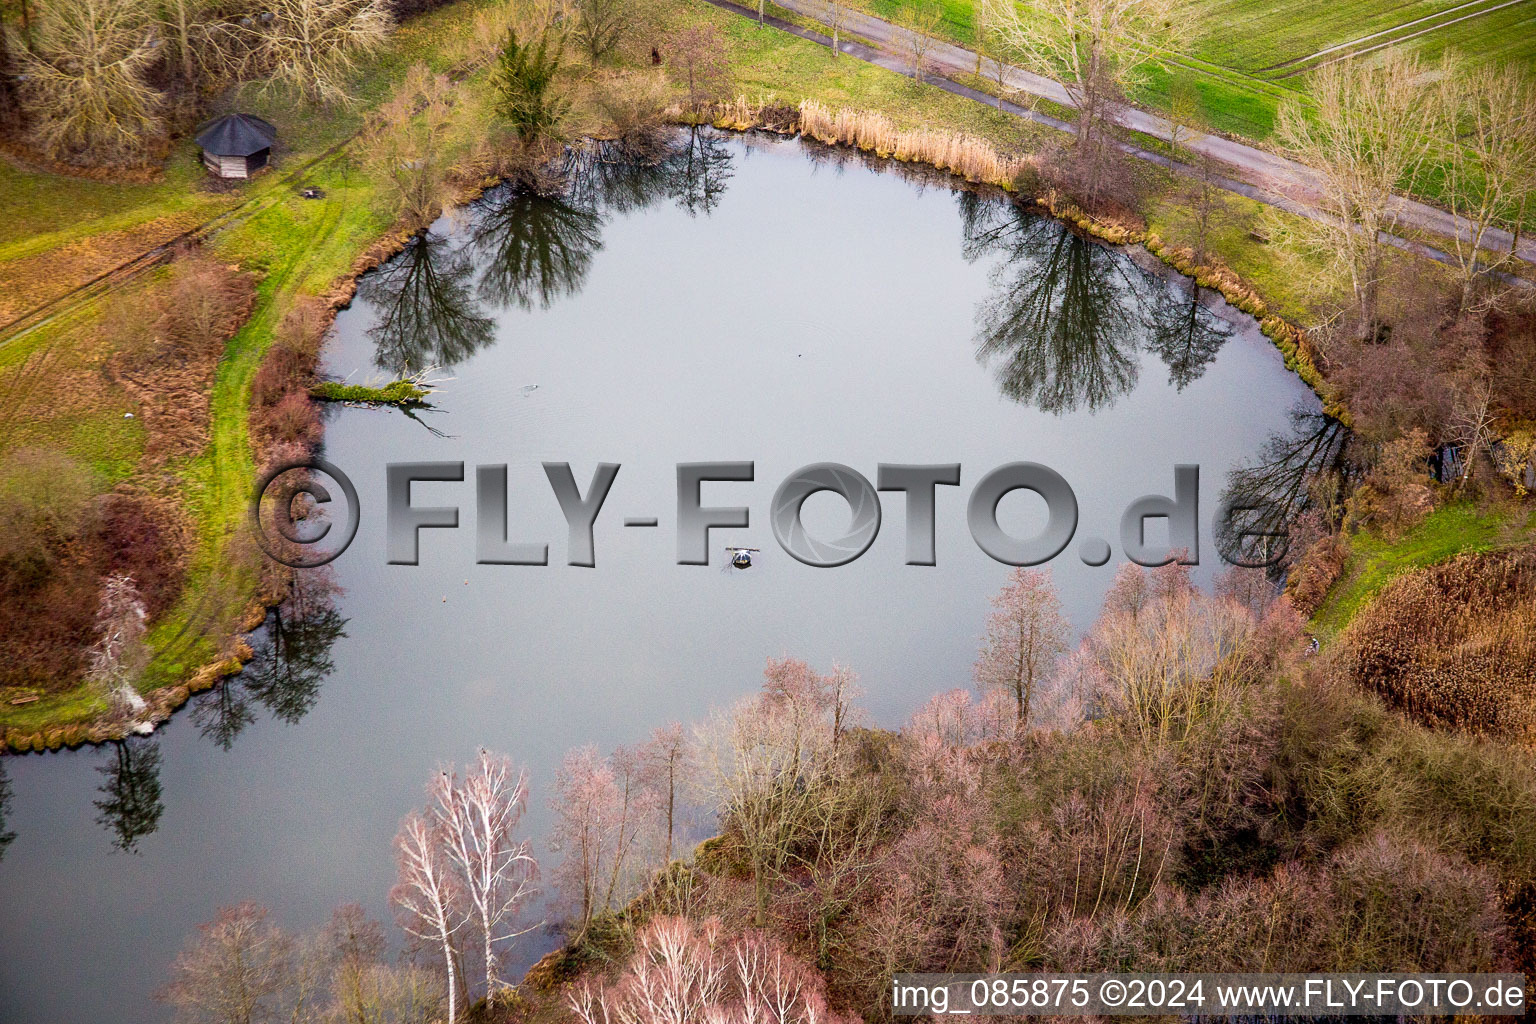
[495,26,569,142]
[595,72,673,156]
[1286,532,1350,616]
[1343,429,1437,538]
[96,492,184,618]
[263,392,324,452]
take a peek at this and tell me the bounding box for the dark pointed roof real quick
[195,113,277,157]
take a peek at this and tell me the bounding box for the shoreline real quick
[1,114,1337,754]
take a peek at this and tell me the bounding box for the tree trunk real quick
[753,853,768,926]
[443,936,457,1024]
[665,765,676,861]
[483,911,495,1004]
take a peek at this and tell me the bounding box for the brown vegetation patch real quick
[0,138,167,183]
[105,251,258,467]
[0,212,204,324]
[1344,546,1536,740]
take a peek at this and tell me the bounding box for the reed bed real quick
[1345,547,1536,742]
[794,100,1030,188]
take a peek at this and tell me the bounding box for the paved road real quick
[738,0,1536,266]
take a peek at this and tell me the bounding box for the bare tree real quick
[973,0,1016,109]
[571,0,627,63]
[1086,579,1259,744]
[897,0,942,80]
[337,964,444,1024]
[1274,52,1440,336]
[364,63,457,229]
[979,0,1173,183]
[974,567,1071,733]
[215,0,392,105]
[16,0,163,161]
[663,24,731,119]
[639,722,692,861]
[569,916,845,1024]
[550,744,660,941]
[327,903,386,1022]
[158,902,294,1024]
[695,664,844,926]
[90,573,150,721]
[1449,368,1497,488]
[1166,73,1202,160]
[430,750,539,1002]
[159,0,206,82]
[808,0,848,56]
[799,772,890,966]
[1185,150,1222,266]
[1435,56,1536,307]
[390,813,464,1024]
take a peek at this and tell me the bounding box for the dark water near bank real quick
[0,130,1323,1024]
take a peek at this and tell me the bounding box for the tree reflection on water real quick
[960,191,1233,414]
[94,736,162,854]
[360,232,496,376]
[192,577,348,753]
[363,128,737,375]
[1218,407,1353,568]
[471,187,604,312]
[0,759,15,862]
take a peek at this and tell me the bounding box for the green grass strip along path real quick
[1312,501,1536,641]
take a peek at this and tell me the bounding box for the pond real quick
[0,129,1326,1024]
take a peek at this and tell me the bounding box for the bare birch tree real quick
[90,573,151,721]
[1274,52,1440,336]
[1435,56,1536,306]
[430,750,539,1002]
[974,567,1071,733]
[17,0,163,160]
[390,812,464,1024]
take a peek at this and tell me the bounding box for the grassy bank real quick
[1313,501,1536,641]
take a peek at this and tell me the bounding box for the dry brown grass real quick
[1344,546,1536,741]
[0,211,203,323]
[794,99,1029,188]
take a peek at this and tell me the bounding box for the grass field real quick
[1312,500,1536,640]
[851,0,1536,140]
[0,0,493,735]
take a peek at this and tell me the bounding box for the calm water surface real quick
[0,131,1320,1024]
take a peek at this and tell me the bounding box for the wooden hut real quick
[194,114,276,179]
